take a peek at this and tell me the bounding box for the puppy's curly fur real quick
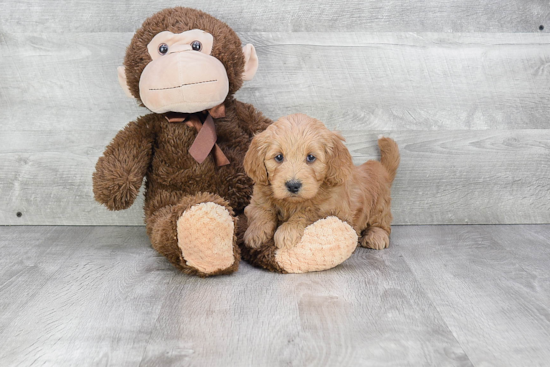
[243,113,400,250]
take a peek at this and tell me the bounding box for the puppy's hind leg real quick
[358,175,394,250]
[359,226,390,250]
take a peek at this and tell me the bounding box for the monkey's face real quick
[139,29,229,114]
[118,9,259,115]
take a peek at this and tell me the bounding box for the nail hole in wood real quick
[540,25,544,31]
[16,212,22,217]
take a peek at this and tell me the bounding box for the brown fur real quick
[92,8,271,276]
[236,214,289,273]
[243,114,400,251]
[123,7,246,104]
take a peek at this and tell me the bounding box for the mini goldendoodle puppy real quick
[243,113,400,251]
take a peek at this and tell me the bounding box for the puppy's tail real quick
[378,136,400,184]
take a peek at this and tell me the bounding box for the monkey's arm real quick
[93,115,155,211]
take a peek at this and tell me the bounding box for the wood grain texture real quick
[2,225,550,366]
[396,225,550,367]
[488,225,550,302]
[0,130,146,225]
[0,226,177,366]
[0,0,548,33]
[0,32,143,132]
[1,129,549,225]
[140,241,471,366]
[0,225,473,367]
[244,32,550,131]
[348,130,550,225]
[0,227,93,333]
[1,21,549,225]
[1,32,549,131]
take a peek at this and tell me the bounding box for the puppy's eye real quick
[274,154,284,163]
[158,43,169,55]
[306,154,316,163]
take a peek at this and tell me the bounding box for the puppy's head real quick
[244,114,354,201]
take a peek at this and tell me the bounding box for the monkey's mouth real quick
[149,79,218,91]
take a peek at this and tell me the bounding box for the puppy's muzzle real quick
[285,180,302,194]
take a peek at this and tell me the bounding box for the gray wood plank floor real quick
[0,225,549,366]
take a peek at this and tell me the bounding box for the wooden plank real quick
[0,32,145,132]
[244,32,550,131]
[347,129,550,225]
[396,225,550,367]
[2,225,550,365]
[0,227,93,333]
[1,129,549,225]
[1,32,549,131]
[0,226,473,366]
[1,32,549,225]
[0,226,177,366]
[481,225,550,303]
[0,130,146,225]
[0,0,548,33]
[140,234,471,366]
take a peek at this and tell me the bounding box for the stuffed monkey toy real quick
[93,7,357,276]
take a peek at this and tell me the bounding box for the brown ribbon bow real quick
[165,104,230,166]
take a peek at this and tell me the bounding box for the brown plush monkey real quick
[93,7,357,276]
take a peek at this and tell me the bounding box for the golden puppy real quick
[243,113,400,251]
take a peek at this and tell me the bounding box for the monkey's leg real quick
[239,216,357,274]
[147,193,240,277]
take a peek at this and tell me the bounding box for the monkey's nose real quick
[285,180,302,194]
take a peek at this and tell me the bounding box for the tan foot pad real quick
[177,202,235,274]
[275,216,358,274]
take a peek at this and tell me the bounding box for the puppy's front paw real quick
[244,226,274,249]
[274,223,304,249]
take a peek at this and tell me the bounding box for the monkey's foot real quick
[177,202,236,275]
[274,216,357,273]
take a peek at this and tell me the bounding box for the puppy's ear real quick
[244,130,270,185]
[325,131,354,186]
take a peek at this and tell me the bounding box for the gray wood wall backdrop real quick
[1,0,549,225]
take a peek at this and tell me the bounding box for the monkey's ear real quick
[244,130,270,185]
[242,44,259,81]
[117,66,134,98]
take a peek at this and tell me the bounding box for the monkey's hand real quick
[93,156,144,211]
[92,118,154,211]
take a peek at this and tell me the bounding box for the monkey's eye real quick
[191,40,202,51]
[274,154,284,163]
[306,154,316,163]
[158,43,169,55]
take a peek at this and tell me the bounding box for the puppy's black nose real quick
[285,180,302,193]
